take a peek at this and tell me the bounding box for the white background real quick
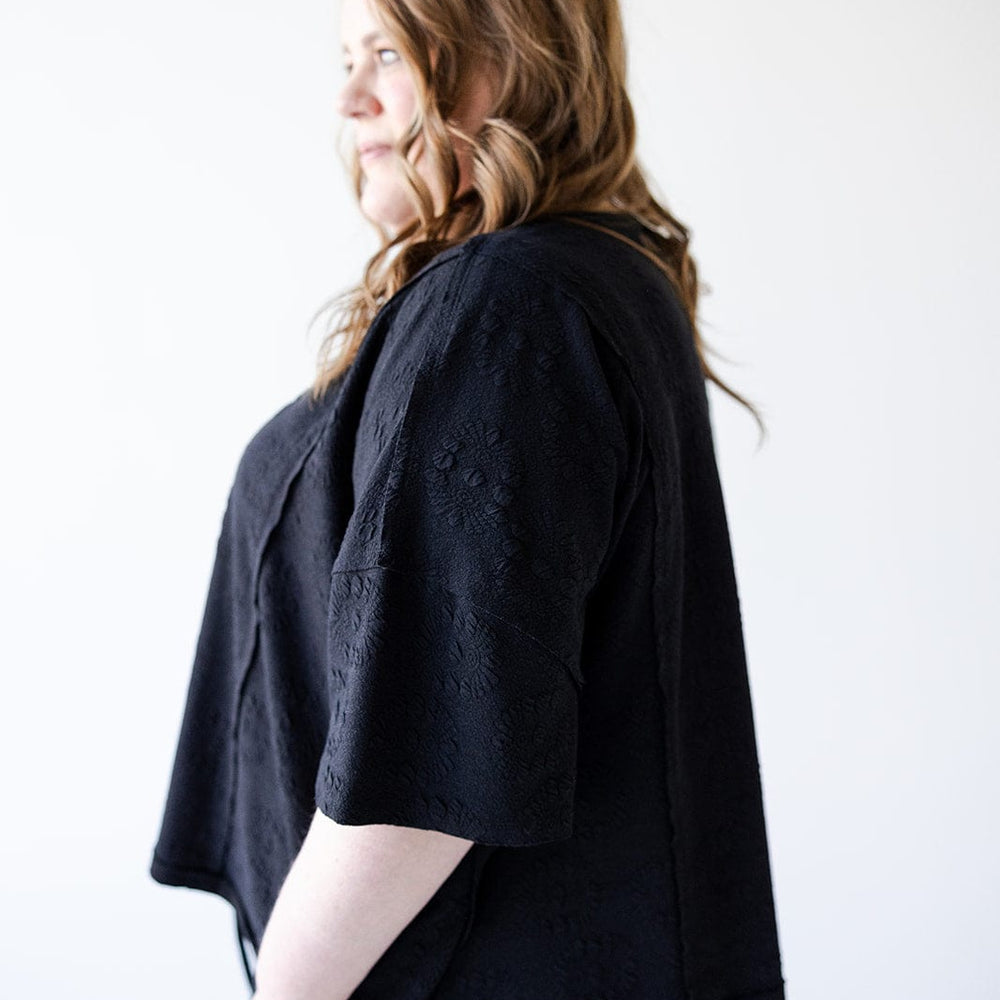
[1,0,997,997]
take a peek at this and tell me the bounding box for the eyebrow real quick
[342,30,389,53]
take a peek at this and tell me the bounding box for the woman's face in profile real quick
[338,0,493,234]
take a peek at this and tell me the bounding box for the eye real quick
[375,47,400,66]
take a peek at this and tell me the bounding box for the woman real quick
[149,0,786,997]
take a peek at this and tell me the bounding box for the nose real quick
[337,71,380,119]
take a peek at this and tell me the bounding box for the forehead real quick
[340,0,390,47]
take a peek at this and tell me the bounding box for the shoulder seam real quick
[372,253,474,566]
[462,235,641,390]
[460,237,642,461]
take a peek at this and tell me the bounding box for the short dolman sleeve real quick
[314,247,632,847]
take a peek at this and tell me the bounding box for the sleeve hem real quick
[314,793,575,848]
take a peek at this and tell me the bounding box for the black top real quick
[149,211,785,1000]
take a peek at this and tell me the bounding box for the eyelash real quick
[343,48,400,74]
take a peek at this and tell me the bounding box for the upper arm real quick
[314,249,634,846]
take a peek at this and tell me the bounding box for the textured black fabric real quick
[149,211,785,1000]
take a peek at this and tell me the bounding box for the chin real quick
[360,181,418,235]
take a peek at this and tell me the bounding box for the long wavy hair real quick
[309,0,765,440]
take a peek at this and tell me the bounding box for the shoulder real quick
[370,226,593,387]
[365,221,649,497]
[397,217,624,323]
[400,226,642,449]
[374,218,662,432]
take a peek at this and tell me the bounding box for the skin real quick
[338,0,495,234]
[251,809,474,1000]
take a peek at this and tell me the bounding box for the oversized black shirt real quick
[149,210,785,1000]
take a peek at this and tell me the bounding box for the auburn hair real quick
[309,0,765,440]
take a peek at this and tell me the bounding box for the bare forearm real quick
[250,807,474,1000]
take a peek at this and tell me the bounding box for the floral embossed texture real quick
[314,252,629,843]
[150,215,784,1000]
[318,566,578,844]
[405,287,622,620]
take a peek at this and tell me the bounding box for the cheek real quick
[382,76,418,134]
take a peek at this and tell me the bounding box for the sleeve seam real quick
[330,561,586,690]
[462,240,634,459]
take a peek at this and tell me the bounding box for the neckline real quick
[402,210,650,294]
[545,208,645,235]
[549,209,637,224]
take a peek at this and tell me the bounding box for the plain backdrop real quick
[1,0,997,997]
